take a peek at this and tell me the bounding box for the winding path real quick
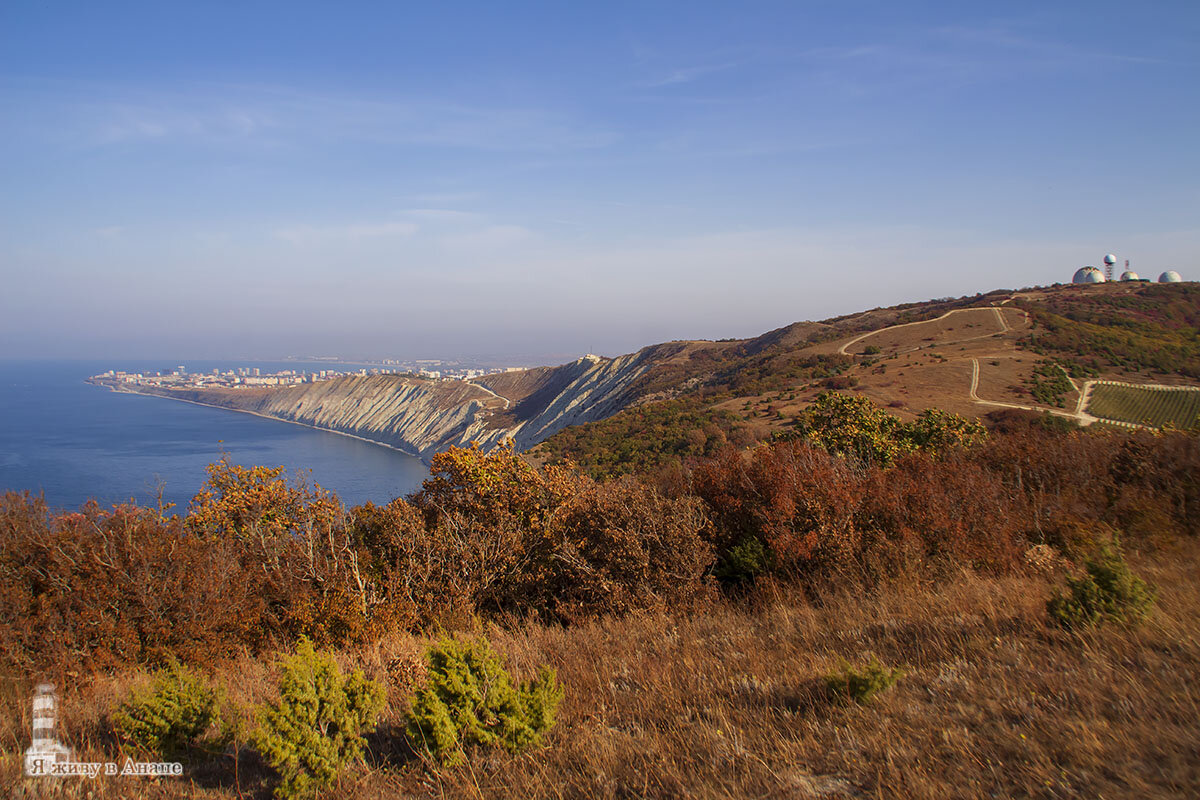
[967,358,1094,422]
[467,380,511,410]
[834,302,1167,430]
[837,306,1019,356]
[963,360,1158,428]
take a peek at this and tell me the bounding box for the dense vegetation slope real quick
[1018,284,1200,378]
[7,281,1199,798]
[540,282,1200,477]
[3,403,1199,797]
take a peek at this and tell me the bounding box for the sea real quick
[0,359,431,513]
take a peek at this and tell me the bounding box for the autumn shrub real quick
[347,498,432,626]
[526,476,713,617]
[784,391,914,467]
[187,458,341,543]
[694,441,861,578]
[112,658,223,756]
[406,635,562,765]
[188,458,374,647]
[904,407,988,453]
[696,427,1040,584]
[411,442,573,532]
[824,655,903,704]
[354,497,527,625]
[984,408,1079,435]
[1048,537,1156,628]
[1107,431,1200,540]
[0,493,258,673]
[855,452,1025,574]
[968,426,1121,548]
[252,638,385,799]
[783,392,988,465]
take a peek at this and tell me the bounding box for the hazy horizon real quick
[3,2,1197,362]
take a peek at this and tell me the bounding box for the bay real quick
[0,359,430,513]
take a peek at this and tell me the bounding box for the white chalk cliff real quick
[98,353,654,461]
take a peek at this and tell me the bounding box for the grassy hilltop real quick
[3,282,1199,799]
[537,281,1200,477]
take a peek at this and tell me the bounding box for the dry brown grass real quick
[4,541,1199,799]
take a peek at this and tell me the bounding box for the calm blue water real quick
[0,360,431,512]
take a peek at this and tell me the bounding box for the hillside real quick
[90,282,1200,469]
[538,281,1200,475]
[4,402,1199,799]
[20,282,1200,799]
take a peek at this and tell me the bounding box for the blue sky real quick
[2,1,1197,362]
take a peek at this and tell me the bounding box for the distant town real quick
[91,361,529,390]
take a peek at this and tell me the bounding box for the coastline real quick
[87,380,431,465]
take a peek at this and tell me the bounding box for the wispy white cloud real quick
[404,191,483,207]
[640,61,739,88]
[932,25,1169,66]
[272,209,535,253]
[798,22,1168,96]
[274,220,419,244]
[89,101,275,144]
[398,208,483,223]
[440,224,536,253]
[43,84,617,153]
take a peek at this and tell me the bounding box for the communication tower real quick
[1103,254,1117,282]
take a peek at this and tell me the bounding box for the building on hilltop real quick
[1072,266,1105,283]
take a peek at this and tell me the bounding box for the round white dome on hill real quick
[1119,270,1140,281]
[1073,266,1105,283]
[1159,270,1182,283]
[1104,254,1117,266]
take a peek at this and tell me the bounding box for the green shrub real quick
[252,638,385,799]
[406,635,562,765]
[824,655,903,704]
[111,658,222,756]
[1048,538,1156,628]
[716,535,772,584]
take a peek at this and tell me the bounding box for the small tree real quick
[781,393,985,467]
[252,638,385,799]
[1048,537,1156,628]
[786,392,913,467]
[903,407,987,454]
[112,658,222,756]
[406,635,562,765]
[824,655,903,704]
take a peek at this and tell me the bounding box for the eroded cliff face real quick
[217,375,504,459]
[94,353,653,461]
[501,351,651,449]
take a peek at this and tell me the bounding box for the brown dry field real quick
[854,361,978,419]
[4,540,1198,800]
[974,356,1046,406]
[839,308,1011,357]
[723,303,1109,428]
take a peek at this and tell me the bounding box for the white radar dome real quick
[1119,270,1140,281]
[1104,254,1117,266]
[1072,266,1106,284]
[1158,270,1182,283]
